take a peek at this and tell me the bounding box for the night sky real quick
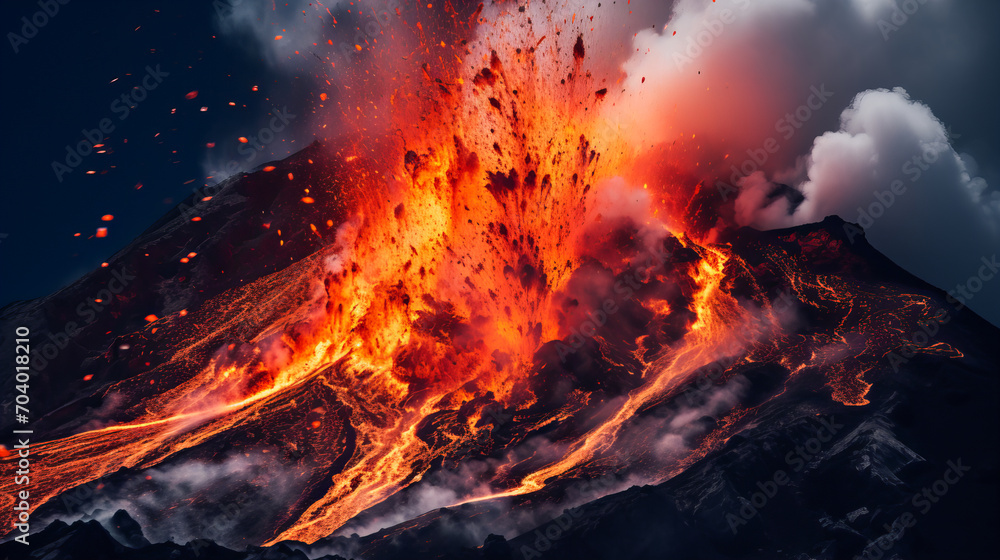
[2,0,999,325]
[1,0,313,305]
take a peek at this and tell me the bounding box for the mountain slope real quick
[2,144,998,560]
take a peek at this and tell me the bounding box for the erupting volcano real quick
[3,2,998,559]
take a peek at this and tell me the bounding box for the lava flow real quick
[0,1,963,548]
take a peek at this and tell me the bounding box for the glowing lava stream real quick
[449,245,755,507]
[0,2,968,549]
[93,342,334,435]
[0,336,344,530]
[270,245,760,543]
[265,401,437,544]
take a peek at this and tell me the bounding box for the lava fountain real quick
[0,1,957,547]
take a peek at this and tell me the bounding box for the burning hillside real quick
[2,2,998,559]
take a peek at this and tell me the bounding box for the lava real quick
[0,1,966,548]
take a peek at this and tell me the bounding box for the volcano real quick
[2,138,998,560]
[3,4,1000,558]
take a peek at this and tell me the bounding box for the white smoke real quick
[605,0,1000,324]
[46,452,303,549]
[652,376,749,459]
[736,88,998,233]
[735,88,999,321]
[215,1,331,69]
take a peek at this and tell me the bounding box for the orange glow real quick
[0,10,958,549]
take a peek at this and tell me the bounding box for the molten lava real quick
[0,1,962,547]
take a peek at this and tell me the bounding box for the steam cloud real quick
[604,0,1000,324]
[734,88,999,299]
[208,4,1000,535]
[43,453,303,549]
[214,0,1000,323]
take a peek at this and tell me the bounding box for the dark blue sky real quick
[3,0,999,326]
[0,0,314,305]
